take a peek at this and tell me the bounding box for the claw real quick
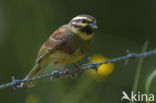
[72,63,81,78]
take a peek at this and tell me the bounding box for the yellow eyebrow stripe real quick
[85,18,92,22]
[78,22,87,26]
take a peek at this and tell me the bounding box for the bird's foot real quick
[72,63,81,78]
[55,62,73,79]
[64,69,73,79]
[55,62,81,79]
[55,62,65,70]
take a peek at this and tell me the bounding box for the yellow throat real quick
[72,27,93,40]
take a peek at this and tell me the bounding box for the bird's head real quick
[69,14,98,40]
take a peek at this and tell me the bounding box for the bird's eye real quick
[82,19,86,23]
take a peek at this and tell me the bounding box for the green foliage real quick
[145,70,156,103]
[131,41,148,103]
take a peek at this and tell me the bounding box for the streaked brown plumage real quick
[20,14,97,88]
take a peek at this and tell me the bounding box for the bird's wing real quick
[20,25,69,88]
[36,26,67,64]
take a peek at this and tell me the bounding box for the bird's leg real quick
[54,62,73,78]
[72,63,81,77]
[54,62,65,71]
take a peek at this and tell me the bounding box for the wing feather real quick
[36,25,67,63]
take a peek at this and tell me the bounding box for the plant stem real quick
[145,70,156,103]
[131,41,149,103]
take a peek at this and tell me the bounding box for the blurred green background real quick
[0,0,156,103]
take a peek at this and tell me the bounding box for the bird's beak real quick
[89,22,98,29]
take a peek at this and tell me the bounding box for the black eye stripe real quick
[72,19,92,23]
[82,19,87,23]
[71,24,93,34]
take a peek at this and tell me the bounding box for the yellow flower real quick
[87,54,114,81]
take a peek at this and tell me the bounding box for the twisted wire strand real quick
[0,49,156,89]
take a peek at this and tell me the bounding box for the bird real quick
[20,14,98,88]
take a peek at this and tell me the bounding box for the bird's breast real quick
[49,48,85,64]
[46,34,93,64]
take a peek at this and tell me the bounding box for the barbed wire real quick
[0,49,156,89]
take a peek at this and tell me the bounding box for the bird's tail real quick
[20,64,44,88]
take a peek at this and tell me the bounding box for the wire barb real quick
[0,49,156,89]
[125,49,137,64]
